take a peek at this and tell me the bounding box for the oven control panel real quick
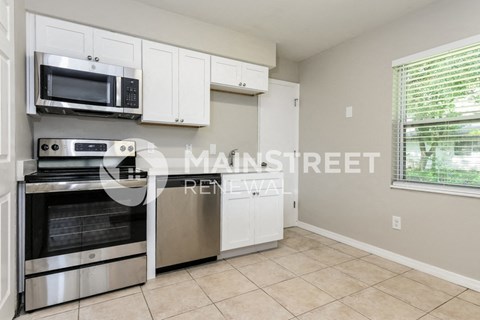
[38,139,136,158]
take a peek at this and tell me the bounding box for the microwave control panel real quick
[122,78,140,108]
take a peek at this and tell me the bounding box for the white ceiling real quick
[134,0,437,61]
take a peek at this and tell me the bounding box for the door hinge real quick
[294,98,299,107]
[293,201,296,209]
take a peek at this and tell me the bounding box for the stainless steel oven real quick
[22,139,147,311]
[34,52,142,119]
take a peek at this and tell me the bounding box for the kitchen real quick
[2,0,480,319]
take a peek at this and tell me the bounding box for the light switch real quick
[346,106,353,118]
[209,144,217,155]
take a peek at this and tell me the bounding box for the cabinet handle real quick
[94,57,100,62]
[180,119,184,123]
[239,82,242,86]
[243,83,246,87]
[87,55,92,60]
[175,118,179,122]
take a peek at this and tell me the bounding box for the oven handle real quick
[26,178,147,194]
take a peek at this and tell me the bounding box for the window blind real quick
[393,43,480,188]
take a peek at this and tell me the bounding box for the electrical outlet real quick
[346,106,353,118]
[209,144,217,155]
[147,143,155,154]
[185,144,192,153]
[392,216,401,230]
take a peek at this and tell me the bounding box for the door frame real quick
[0,0,17,318]
[258,78,300,227]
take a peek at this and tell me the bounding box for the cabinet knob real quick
[243,83,246,87]
[94,57,100,62]
[175,118,179,122]
[180,119,184,123]
[87,55,92,60]
[239,82,242,86]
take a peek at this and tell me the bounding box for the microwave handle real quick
[115,76,123,107]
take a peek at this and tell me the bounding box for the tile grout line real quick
[225,254,296,318]
[284,231,431,319]
[424,286,470,317]
[139,285,156,320]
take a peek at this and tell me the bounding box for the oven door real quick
[25,179,147,275]
[34,52,124,114]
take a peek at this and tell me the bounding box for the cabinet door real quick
[254,189,284,244]
[211,56,242,87]
[35,15,94,60]
[242,63,269,92]
[221,191,255,251]
[141,41,179,124]
[93,29,142,69]
[178,49,210,126]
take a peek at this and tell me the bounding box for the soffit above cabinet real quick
[24,0,276,67]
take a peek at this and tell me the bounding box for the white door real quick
[254,189,283,244]
[211,56,242,87]
[221,191,254,251]
[178,49,210,126]
[35,15,94,60]
[0,0,17,318]
[259,79,299,227]
[242,63,268,92]
[141,40,179,124]
[93,29,141,69]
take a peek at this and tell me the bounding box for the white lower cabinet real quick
[221,173,284,252]
[222,191,255,251]
[254,189,284,244]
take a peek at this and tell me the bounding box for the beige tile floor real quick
[16,227,480,320]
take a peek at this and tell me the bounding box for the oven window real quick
[26,188,146,260]
[40,65,116,107]
[48,201,132,252]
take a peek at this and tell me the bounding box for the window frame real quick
[392,35,480,197]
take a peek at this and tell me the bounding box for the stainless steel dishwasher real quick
[156,174,221,269]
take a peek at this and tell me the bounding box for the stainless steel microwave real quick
[34,52,142,119]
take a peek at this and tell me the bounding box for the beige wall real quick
[299,0,480,280]
[270,57,300,83]
[24,0,276,67]
[32,91,258,161]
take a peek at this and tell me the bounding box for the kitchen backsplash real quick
[32,91,258,161]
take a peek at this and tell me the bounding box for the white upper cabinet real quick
[93,29,141,69]
[141,44,210,127]
[211,56,242,87]
[178,49,211,126]
[141,40,179,124]
[242,63,269,92]
[211,55,269,94]
[35,15,94,60]
[35,15,141,69]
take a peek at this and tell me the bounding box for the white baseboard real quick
[218,241,278,259]
[297,221,480,292]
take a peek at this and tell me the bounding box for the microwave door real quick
[37,65,120,113]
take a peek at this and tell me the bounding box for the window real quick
[393,41,480,189]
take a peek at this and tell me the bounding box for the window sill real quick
[391,181,480,199]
